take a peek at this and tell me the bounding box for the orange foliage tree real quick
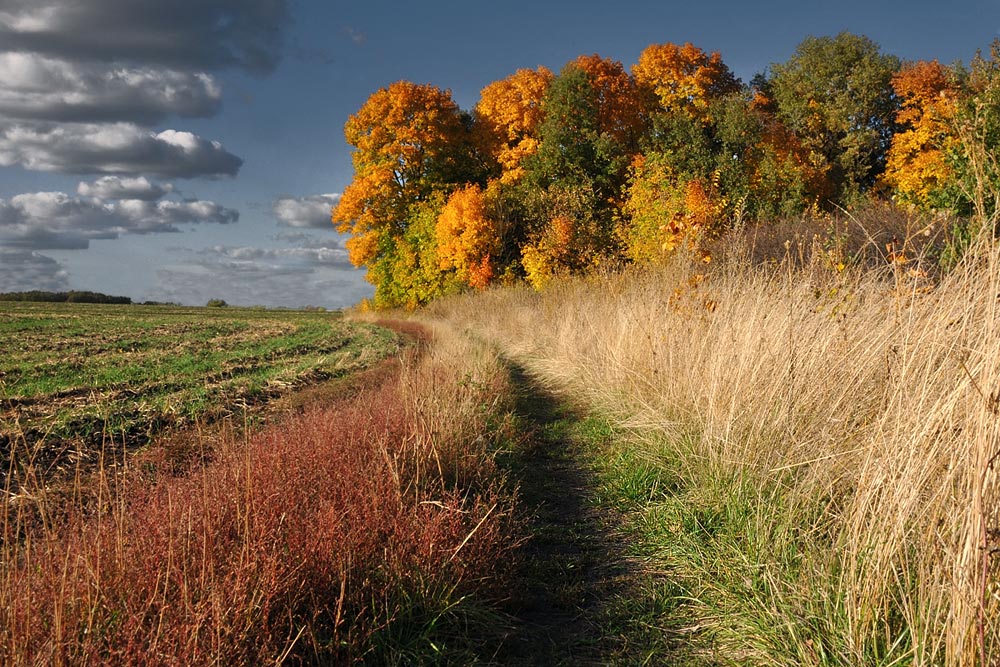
[633,42,740,120]
[474,67,554,184]
[882,60,960,209]
[749,100,834,213]
[436,184,501,289]
[333,81,475,268]
[571,54,646,151]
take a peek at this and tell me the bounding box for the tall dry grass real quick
[0,322,519,665]
[427,219,1000,665]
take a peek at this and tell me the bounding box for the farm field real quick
[1,315,524,665]
[0,302,399,489]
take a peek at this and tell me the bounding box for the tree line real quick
[0,291,133,304]
[333,33,1000,308]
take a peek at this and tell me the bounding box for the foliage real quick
[474,67,554,183]
[365,195,463,308]
[570,54,646,151]
[768,32,900,200]
[436,183,501,289]
[882,60,961,210]
[950,40,1000,223]
[524,61,631,199]
[333,81,478,268]
[520,185,610,289]
[633,42,740,121]
[333,35,1000,308]
[205,298,228,307]
[621,153,724,262]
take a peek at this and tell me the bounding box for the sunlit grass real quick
[428,218,1000,665]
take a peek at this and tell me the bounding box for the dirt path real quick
[497,364,640,666]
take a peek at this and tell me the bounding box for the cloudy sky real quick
[0,0,995,308]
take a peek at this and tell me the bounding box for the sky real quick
[0,0,996,308]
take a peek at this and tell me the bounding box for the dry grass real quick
[427,214,1000,665]
[0,321,519,665]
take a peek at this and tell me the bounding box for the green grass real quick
[0,302,400,486]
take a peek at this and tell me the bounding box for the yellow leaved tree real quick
[474,67,554,184]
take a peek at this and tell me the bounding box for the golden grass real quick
[426,226,1000,664]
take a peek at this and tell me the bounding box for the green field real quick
[0,303,399,487]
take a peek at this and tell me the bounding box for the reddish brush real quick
[1,326,517,665]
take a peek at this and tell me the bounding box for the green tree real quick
[517,61,633,283]
[950,41,1000,222]
[768,32,900,201]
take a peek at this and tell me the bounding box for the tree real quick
[633,42,740,121]
[571,54,646,151]
[363,195,461,309]
[524,61,633,206]
[950,41,1000,222]
[882,60,960,210]
[516,60,635,284]
[474,67,553,183]
[768,32,900,200]
[621,152,725,263]
[436,184,501,289]
[333,81,477,268]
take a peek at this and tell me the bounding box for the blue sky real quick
[0,0,996,308]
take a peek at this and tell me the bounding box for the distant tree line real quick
[334,33,1000,308]
[0,291,132,304]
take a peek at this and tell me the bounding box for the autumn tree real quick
[474,67,553,183]
[714,92,833,218]
[363,195,462,309]
[520,185,610,288]
[517,60,635,285]
[633,42,740,121]
[768,32,900,201]
[436,184,501,289]
[882,60,960,210]
[571,54,646,151]
[621,152,725,263]
[333,81,478,266]
[524,60,637,207]
[333,81,480,306]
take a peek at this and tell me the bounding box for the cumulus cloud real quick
[0,53,222,124]
[0,0,291,74]
[272,193,340,228]
[0,123,243,177]
[147,238,368,308]
[77,176,173,201]
[272,231,349,249]
[0,248,69,292]
[198,243,351,269]
[0,191,238,250]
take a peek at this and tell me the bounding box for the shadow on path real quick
[496,363,636,666]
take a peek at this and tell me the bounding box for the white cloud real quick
[0,53,221,123]
[147,237,368,308]
[77,176,173,201]
[0,190,238,250]
[199,243,350,268]
[0,122,242,177]
[0,0,291,74]
[272,193,341,228]
[0,248,69,292]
